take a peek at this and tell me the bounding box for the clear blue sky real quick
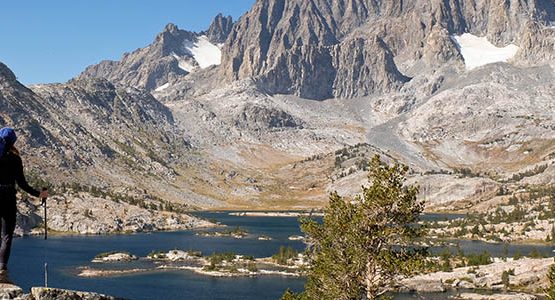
[0,0,255,84]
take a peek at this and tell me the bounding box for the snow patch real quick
[171,35,221,72]
[452,33,519,70]
[184,35,221,69]
[155,83,170,92]
[549,21,555,29]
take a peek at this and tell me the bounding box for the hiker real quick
[0,127,48,281]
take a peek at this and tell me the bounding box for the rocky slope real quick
[1,61,218,234]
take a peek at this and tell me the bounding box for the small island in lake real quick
[78,247,307,278]
[195,226,248,239]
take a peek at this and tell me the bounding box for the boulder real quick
[30,287,124,300]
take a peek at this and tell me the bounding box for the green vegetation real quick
[501,268,514,288]
[223,226,248,237]
[184,250,202,257]
[198,227,248,238]
[203,252,236,271]
[202,252,259,273]
[283,156,426,299]
[453,167,481,178]
[426,248,494,272]
[546,259,555,300]
[147,250,167,259]
[332,143,395,180]
[208,252,236,266]
[511,164,548,182]
[466,251,492,266]
[528,249,546,259]
[272,246,298,265]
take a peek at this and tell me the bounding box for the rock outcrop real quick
[516,21,555,64]
[30,287,123,300]
[206,13,234,44]
[220,0,411,99]
[0,284,24,300]
[0,284,122,300]
[400,258,553,293]
[235,103,303,130]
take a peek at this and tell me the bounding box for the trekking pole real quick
[41,188,48,240]
[44,262,48,287]
[41,187,49,287]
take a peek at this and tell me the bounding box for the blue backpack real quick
[0,127,17,158]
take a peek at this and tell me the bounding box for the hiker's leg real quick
[0,213,16,271]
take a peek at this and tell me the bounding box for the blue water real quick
[7,212,555,300]
[9,212,306,300]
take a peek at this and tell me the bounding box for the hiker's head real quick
[0,127,17,148]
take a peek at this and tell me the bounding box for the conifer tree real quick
[283,155,426,300]
[547,259,555,300]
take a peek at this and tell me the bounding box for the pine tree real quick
[547,259,555,300]
[283,155,426,300]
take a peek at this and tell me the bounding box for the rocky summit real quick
[1,0,555,215]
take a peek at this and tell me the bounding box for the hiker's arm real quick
[15,156,40,197]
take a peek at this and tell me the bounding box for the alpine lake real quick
[9,212,555,300]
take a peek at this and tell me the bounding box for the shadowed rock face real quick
[220,0,555,100]
[0,63,17,84]
[206,13,234,44]
[516,20,555,64]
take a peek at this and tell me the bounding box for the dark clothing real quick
[0,209,15,270]
[0,151,40,200]
[0,151,40,270]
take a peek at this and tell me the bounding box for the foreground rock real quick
[0,284,24,299]
[30,287,123,300]
[0,284,123,300]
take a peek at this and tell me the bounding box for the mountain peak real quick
[0,62,17,83]
[207,13,233,44]
[163,23,179,34]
